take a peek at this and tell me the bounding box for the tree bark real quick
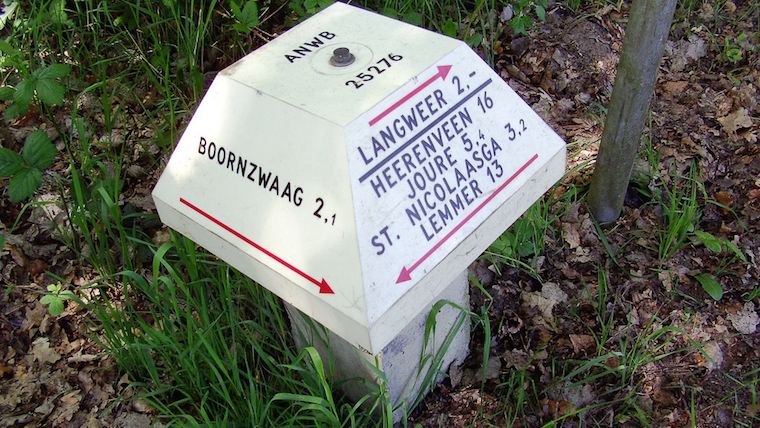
[587,0,677,224]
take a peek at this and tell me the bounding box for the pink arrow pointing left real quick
[397,153,539,284]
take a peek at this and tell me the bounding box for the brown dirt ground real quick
[411,2,759,427]
[1,1,759,427]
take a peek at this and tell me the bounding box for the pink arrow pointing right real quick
[369,65,452,127]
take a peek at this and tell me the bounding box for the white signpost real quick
[152,2,565,416]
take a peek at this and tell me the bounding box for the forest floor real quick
[1,1,758,427]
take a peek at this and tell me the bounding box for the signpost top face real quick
[221,2,459,126]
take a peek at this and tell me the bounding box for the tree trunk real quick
[587,0,677,224]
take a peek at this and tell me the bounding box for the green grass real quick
[2,0,758,426]
[485,183,580,276]
[3,1,396,424]
[83,235,391,425]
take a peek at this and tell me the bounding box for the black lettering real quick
[303,37,325,49]
[294,187,303,206]
[247,162,257,181]
[217,147,226,165]
[420,223,435,241]
[400,110,418,130]
[227,151,236,170]
[458,107,473,128]
[237,157,247,176]
[473,150,484,169]
[469,179,482,199]
[198,136,207,154]
[293,46,312,57]
[392,118,406,138]
[414,101,429,121]
[437,204,453,225]
[319,31,336,39]
[269,176,280,193]
[281,182,292,202]
[285,54,299,63]
[379,127,396,148]
[258,169,271,187]
[433,89,447,109]
[406,203,421,226]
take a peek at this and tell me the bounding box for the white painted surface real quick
[222,3,458,126]
[152,2,566,353]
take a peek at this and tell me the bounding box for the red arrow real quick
[179,198,334,294]
[369,64,452,127]
[397,153,539,284]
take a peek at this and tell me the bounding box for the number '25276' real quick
[345,53,404,89]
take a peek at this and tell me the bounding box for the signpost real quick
[152,2,566,418]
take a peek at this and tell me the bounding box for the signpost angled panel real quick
[152,76,367,334]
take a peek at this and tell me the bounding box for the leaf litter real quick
[413,2,758,426]
[0,1,757,427]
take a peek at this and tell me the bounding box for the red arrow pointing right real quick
[397,153,539,284]
[180,197,335,294]
[369,64,452,127]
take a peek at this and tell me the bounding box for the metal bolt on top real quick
[330,47,355,67]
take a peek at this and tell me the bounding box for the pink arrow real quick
[369,65,452,127]
[180,198,335,294]
[397,153,539,284]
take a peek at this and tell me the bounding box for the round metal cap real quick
[330,47,355,67]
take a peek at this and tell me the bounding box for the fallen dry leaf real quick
[0,364,12,378]
[727,302,759,334]
[502,349,531,370]
[50,390,82,425]
[31,337,61,366]
[540,398,575,420]
[714,191,733,209]
[34,397,56,416]
[663,81,688,99]
[523,283,568,326]
[569,334,595,355]
[562,222,581,249]
[667,34,707,72]
[718,108,753,136]
[697,341,723,371]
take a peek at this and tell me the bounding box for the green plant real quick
[690,230,747,301]
[694,273,722,301]
[230,0,260,33]
[489,200,550,260]
[40,283,75,316]
[722,33,747,64]
[84,237,390,425]
[748,287,760,302]
[507,0,548,35]
[693,230,746,263]
[0,130,57,202]
[556,314,687,425]
[656,163,702,261]
[290,0,333,18]
[487,184,577,273]
[0,62,71,119]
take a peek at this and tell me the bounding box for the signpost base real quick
[284,271,470,422]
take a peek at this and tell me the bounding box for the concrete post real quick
[285,271,470,422]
